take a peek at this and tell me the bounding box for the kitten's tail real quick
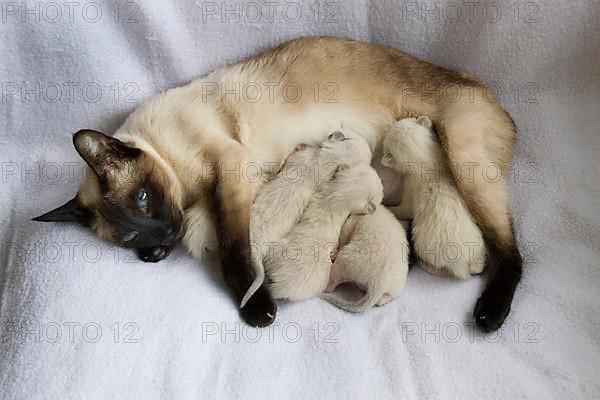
[320,282,385,313]
[240,255,265,308]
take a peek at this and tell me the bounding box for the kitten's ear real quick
[333,164,350,178]
[32,197,92,225]
[73,129,141,180]
[416,116,433,129]
[365,201,377,215]
[328,131,346,141]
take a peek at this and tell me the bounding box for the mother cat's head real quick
[34,129,185,250]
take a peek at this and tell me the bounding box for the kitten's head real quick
[323,164,384,215]
[381,116,439,168]
[281,142,319,169]
[34,130,184,249]
[319,131,372,166]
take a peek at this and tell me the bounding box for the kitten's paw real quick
[443,262,471,280]
[419,262,448,276]
[474,289,511,332]
[294,143,308,151]
[330,249,339,263]
[376,293,393,306]
[381,152,395,168]
[469,261,485,275]
[137,246,171,263]
[240,285,277,327]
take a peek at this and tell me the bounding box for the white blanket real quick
[1,1,599,399]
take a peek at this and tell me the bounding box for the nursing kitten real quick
[266,164,383,301]
[322,205,409,312]
[381,117,486,279]
[244,131,372,307]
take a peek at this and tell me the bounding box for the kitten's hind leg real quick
[376,294,393,306]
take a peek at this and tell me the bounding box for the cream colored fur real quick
[265,164,383,302]
[101,37,515,266]
[182,201,218,262]
[322,205,409,312]
[242,132,373,306]
[382,117,486,279]
[72,38,519,326]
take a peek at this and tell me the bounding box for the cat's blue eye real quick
[122,231,139,242]
[136,189,148,208]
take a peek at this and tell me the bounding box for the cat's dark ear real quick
[32,197,92,225]
[73,129,141,181]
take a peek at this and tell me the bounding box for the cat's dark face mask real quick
[33,130,184,250]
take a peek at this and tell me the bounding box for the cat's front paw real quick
[474,289,511,332]
[240,285,277,327]
[137,246,172,263]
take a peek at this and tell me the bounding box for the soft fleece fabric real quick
[0,1,599,399]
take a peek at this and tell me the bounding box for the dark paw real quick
[137,246,172,263]
[474,290,511,332]
[240,285,277,327]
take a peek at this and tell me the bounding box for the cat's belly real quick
[246,104,402,186]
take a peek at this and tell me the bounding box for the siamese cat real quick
[34,36,521,331]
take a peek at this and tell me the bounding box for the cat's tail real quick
[320,282,385,313]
